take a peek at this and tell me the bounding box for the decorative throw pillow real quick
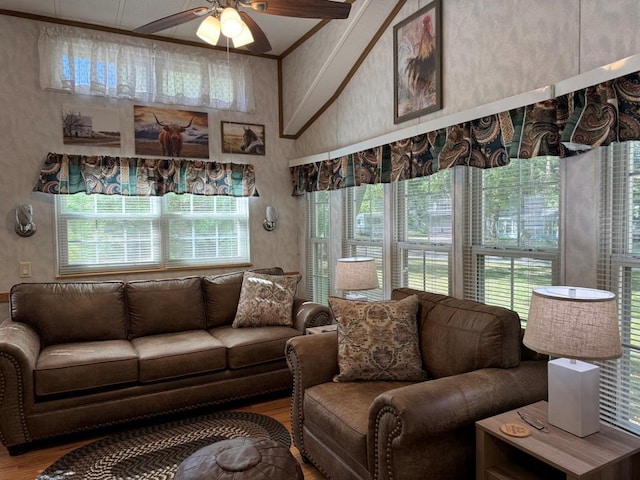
[329,295,426,382]
[232,271,300,328]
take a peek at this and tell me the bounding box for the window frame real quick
[392,171,454,295]
[597,141,640,435]
[465,157,561,320]
[39,25,255,112]
[343,184,385,301]
[55,193,250,275]
[305,191,331,304]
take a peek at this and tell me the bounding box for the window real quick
[306,191,331,303]
[343,184,384,300]
[39,26,255,112]
[465,157,560,319]
[598,141,640,434]
[56,194,249,275]
[392,170,453,295]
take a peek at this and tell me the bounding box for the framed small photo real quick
[393,0,442,124]
[221,121,265,155]
[62,104,121,148]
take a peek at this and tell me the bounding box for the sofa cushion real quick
[203,267,284,328]
[132,330,227,382]
[11,281,127,347]
[232,272,300,328]
[35,340,138,396]
[329,295,425,382]
[422,297,521,378]
[127,277,205,339]
[210,325,300,369]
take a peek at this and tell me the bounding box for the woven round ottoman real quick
[174,437,303,480]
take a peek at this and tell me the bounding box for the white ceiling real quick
[0,0,333,56]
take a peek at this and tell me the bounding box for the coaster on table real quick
[500,423,530,437]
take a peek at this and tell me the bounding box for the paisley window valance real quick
[290,70,640,196]
[34,153,258,197]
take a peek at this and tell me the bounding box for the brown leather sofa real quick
[0,267,331,454]
[286,288,548,480]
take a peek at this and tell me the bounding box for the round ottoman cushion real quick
[175,437,303,480]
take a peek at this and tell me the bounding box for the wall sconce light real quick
[15,204,36,237]
[263,206,278,231]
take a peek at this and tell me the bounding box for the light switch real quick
[19,262,31,278]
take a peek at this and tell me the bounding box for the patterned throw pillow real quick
[232,271,300,327]
[329,295,426,382]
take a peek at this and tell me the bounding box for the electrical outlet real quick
[19,262,31,278]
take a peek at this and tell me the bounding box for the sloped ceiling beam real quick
[279,0,406,138]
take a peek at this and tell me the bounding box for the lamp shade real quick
[335,257,379,292]
[523,286,622,360]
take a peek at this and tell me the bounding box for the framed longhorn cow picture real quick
[393,0,442,124]
[133,105,209,159]
[221,121,265,156]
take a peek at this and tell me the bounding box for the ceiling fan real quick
[133,0,352,55]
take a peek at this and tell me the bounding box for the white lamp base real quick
[548,358,600,437]
[345,292,367,301]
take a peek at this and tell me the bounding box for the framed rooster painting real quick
[393,0,442,124]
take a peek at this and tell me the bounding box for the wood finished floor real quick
[0,395,325,480]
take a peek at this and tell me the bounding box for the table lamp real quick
[335,257,379,301]
[523,286,622,437]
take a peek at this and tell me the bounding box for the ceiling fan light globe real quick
[220,7,243,38]
[196,16,221,45]
[232,23,254,48]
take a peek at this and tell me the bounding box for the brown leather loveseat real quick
[285,288,548,480]
[0,267,330,454]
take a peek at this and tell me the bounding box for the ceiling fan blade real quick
[239,12,272,54]
[240,0,351,19]
[133,7,211,34]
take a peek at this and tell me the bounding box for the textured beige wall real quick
[292,0,640,289]
[292,0,640,156]
[0,14,300,293]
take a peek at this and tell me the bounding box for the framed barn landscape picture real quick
[221,121,265,155]
[133,105,209,159]
[62,104,121,148]
[393,0,442,124]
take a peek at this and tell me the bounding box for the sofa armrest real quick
[0,318,41,448]
[369,361,547,480]
[286,333,338,455]
[292,300,333,332]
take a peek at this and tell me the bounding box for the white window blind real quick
[598,141,640,434]
[392,171,453,295]
[343,184,384,301]
[39,26,255,112]
[306,191,331,304]
[56,194,249,275]
[465,157,560,320]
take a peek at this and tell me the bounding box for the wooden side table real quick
[305,324,337,335]
[476,401,640,479]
